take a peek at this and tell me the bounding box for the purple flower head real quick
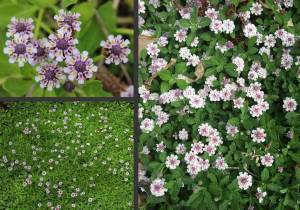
[225,41,234,49]
[64,50,97,84]
[29,38,49,66]
[47,27,78,62]
[6,17,34,38]
[100,35,131,65]
[3,34,37,67]
[54,10,81,32]
[35,62,65,91]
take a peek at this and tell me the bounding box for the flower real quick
[251,128,266,143]
[3,34,36,67]
[100,35,131,65]
[256,187,267,203]
[283,97,297,112]
[243,23,257,38]
[174,29,188,43]
[30,38,49,65]
[146,43,160,58]
[165,154,180,169]
[6,17,34,38]
[64,50,97,84]
[178,128,188,140]
[187,54,200,67]
[120,85,134,97]
[140,118,154,133]
[250,3,263,16]
[54,10,81,32]
[150,178,167,197]
[232,56,244,73]
[138,0,146,14]
[215,156,228,170]
[260,153,274,167]
[35,62,65,91]
[237,172,252,190]
[222,19,235,34]
[189,94,205,108]
[47,27,78,62]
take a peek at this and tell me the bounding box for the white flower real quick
[215,156,228,170]
[179,47,191,60]
[174,29,188,43]
[251,128,266,143]
[243,23,257,38]
[178,128,189,140]
[250,3,263,15]
[283,97,297,112]
[138,0,146,14]
[260,153,274,167]
[187,54,200,67]
[256,187,267,203]
[150,178,167,197]
[165,154,180,169]
[189,94,205,108]
[222,19,235,34]
[237,172,252,190]
[140,118,154,133]
[264,34,276,48]
[232,56,244,73]
[146,43,160,58]
[210,19,223,34]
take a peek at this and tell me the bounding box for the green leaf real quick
[179,19,191,28]
[62,0,78,8]
[160,81,170,92]
[81,80,112,97]
[261,168,269,182]
[200,32,211,41]
[159,70,172,81]
[98,1,117,34]
[3,78,33,97]
[224,63,238,77]
[0,3,38,27]
[72,2,94,24]
[175,62,187,74]
[204,67,216,77]
[26,0,58,8]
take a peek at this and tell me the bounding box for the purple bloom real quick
[54,10,81,32]
[64,50,97,84]
[47,27,78,62]
[100,35,131,65]
[35,63,65,91]
[6,17,34,38]
[29,38,49,66]
[3,34,36,67]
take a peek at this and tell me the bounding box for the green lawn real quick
[0,102,133,209]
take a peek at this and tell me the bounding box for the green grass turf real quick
[0,102,133,210]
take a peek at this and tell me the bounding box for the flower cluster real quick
[139,0,299,209]
[4,11,130,92]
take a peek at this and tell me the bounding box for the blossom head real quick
[30,38,49,66]
[65,50,97,84]
[35,62,65,91]
[150,178,167,197]
[3,34,36,67]
[54,10,81,32]
[100,35,131,65]
[6,17,34,38]
[47,28,78,62]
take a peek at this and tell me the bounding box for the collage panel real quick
[0,102,134,209]
[138,0,300,210]
[0,0,134,97]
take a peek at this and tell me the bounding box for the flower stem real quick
[34,8,45,39]
[93,8,109,37]
[93,54,105,63]
[40,22,53,34]
[115,28,133,36]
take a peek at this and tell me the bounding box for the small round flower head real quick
[65,50,97,84]
[237,172,252,190]
[283,97,297,112]
[35,62,65,91]
[3,34,36,67]
[251,127,266,143]
[30,38,49,66]
[165,154,180,170]
[256,187,267,203]
[260,153,274,167]
[150,178,167,197]
[54,10,81,32]
[100,35,131,65]
[140,118,154,133]
[6,17,34,38]
[47,27,78,62]
[243,23,257,38]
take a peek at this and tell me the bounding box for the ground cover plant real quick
[0,102,133,209]
[138,0,300,209]
[0,0,134,97]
